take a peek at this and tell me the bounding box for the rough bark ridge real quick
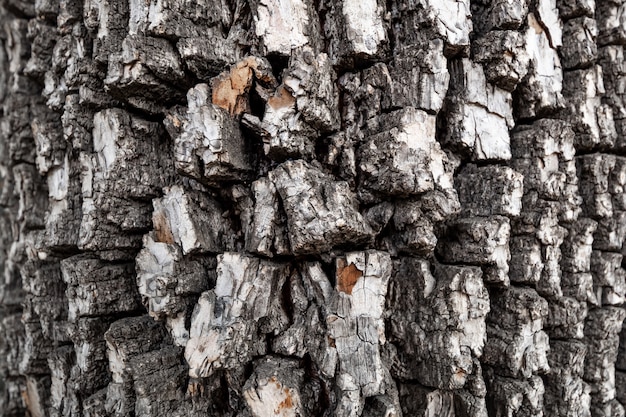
[0,0,625,416]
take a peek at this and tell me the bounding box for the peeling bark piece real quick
[359,107,454,199]
[486,374,545,417]
[22,375,50,417]
[283,47,340,132]
[185,253,289,378]
[79,109,170,252]
[245,177,290,257]
[421,0,473,50]
[42,154,82,249]
[136,233,212,343]
[104,316,168,417]
[389,39,450,112]
[516,13,564,119]
[177,34,242,80]
[438,216,511,285]
[561,17,597,70]
[397,383,487,417]
[557,0,595,19]
[472,30,530,91]
[577,154,617,220]
[471,0,529,33]
[584,307,626,412]
[175,84,251,183]
[511,119,579,217]
[211,56,277,116]
[61,255,141,321]
[443,59,514,161]
[562,67,617,150]
[562,218,598,274]
[545,296,588,339]
[104,35,186,104]
[388,259,489,389]
[483,287,550,378]
[599,45,626,150]
[597,0,626,46]
[544,340,591,417]
[84,0,128,63]
[244,85,318,159]
[328,251,392,397]
[251,0,321,56]
[269,160,374,255]
[129,346,187,417]
[152,185,234,255]
[325,0,388,67]
[243,357,305,417]
[591,251,626,306]
[456,164,524,217]
[391,200,438,256]
[536,0,563,47]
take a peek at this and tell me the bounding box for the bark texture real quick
[0,0,625,416]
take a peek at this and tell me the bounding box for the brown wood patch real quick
[211,63,254,115]
[267,85,295,110]
[336,260,363,295]
[276,388,294,412]
[153,211,175,244]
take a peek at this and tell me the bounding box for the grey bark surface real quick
[0,0,625,416]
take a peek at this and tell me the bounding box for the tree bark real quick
[0,0,625,416]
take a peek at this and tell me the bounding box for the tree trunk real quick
[1,0,625,416]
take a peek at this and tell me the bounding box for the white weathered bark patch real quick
[358,107,454,200]
[252,0,312,55]
[483,287,550,378]
[269,160,374,255]
[151,185,232,255]
[518,13,564,119]
[444,59,514,161]
[422,0,473,48]
[185,253,289,378]
[390,39,450,113]
[562,66,617,150]
[342,0,387,56]
[439,216,512,285]
[388,259,490,389]
[325,0,387,66]
[327,251,392,400]
[79,108,167,251]
[175,84,251,183]
[135,232,210,345]
[243,357,305,417]
[245,177,290,256]
[283,48,340,132]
